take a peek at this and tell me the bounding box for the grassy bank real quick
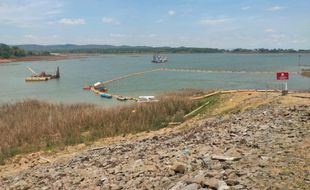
[0,92,219,164]
[301,68,310,78]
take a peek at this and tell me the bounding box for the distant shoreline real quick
[1,52,310,64]
[0,53,90,64]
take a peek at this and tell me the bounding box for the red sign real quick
[276,72,289,80]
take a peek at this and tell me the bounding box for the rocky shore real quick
[1,98,309,189]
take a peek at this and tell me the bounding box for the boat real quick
[93,82,108,92]
[139,96,155,99]
[95,86,108,92]
[137,96,159,103]
[99,93,113,99]
[83,86,92,90]
[116,96,128,101]
[25,66,60,82]
[152,54,167,63]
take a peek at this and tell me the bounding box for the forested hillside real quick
[0,43,26,58]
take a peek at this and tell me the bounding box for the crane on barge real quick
[25,66,60,81]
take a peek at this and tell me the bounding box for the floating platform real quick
[25,77,50,81]
[25,66,60,82]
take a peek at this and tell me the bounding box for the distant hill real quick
[15,44,228,54]
[17,44,118,52]
[14,44,310,54]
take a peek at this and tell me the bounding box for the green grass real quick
[187,93,221,117]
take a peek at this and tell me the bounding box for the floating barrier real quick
[86,68,297,102]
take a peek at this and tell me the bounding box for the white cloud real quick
[0,0,63,27]
[109,33,126,37]
[148,33,157,38]
[270,34,287,44]
[267,5,285,11]
[264,28,276,33]
[292,39,307,44]
[241,6,250,11]
[168,10,175,16]
[58,18,85,25]
[18,34,63,44]
[199,18,230,25]
[24,34,34,39]
[102,17,120,25]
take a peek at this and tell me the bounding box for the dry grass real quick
[301,68,310,78]
[0,93,199,163]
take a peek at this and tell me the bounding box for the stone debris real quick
[211,155,242,162]
[0,104,309,189]
[173,163,187,174]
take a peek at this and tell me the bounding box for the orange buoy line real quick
[88,69,164,101]
[87,67,296,101]
[90,87,138,101]
[161,68,299,75]
[100,68,163,85]
[94,68,299,87]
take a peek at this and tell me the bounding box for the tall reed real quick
[0,93,198,163]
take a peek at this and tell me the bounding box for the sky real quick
[0,0,309,49]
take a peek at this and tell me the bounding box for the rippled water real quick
[0,53,309,106]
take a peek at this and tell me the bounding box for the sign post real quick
[276,72,289,95]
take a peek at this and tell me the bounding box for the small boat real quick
[137,96,158,103]
[152,54,168,63]
[95,86,108,92]
[116,96,128,101]
[138,96,155,99]
[99,93,113,99]
[94,82,108,92]
[137,99,159,103]
[83,86,92,90]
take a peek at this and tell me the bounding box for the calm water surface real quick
[0,54,309,106]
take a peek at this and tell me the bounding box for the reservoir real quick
[0,53,309,106]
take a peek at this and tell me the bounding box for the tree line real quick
[0,43,26,58]
[2,43,310,58]
[0,43,50,59]
[19,45,308,54]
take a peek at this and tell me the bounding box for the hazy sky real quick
[0,0,309,49]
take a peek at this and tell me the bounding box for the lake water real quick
[0,53,309,106]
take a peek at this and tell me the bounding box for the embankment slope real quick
[1,92,309,189]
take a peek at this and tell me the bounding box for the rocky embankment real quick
[1,104,309,189]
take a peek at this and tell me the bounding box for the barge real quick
[25,66,60,82]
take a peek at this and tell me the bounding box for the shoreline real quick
[301,68,310,77]
[0,90,309,189]
[0,53,92,64]
[2,52,310,64]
